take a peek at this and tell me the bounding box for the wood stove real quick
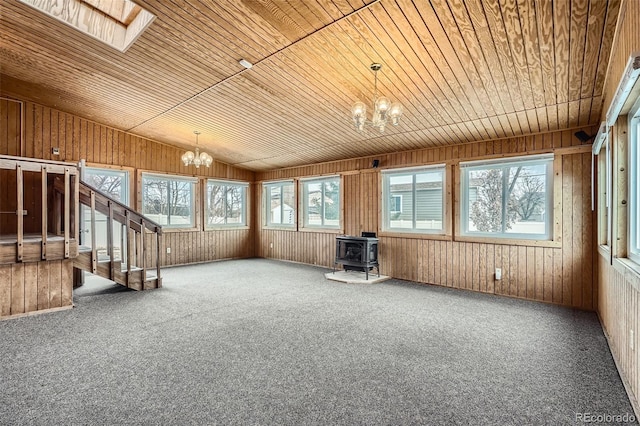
[333,235,379,280]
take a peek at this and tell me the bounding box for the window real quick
[83,167,129,205]
[629,96,640,263]
[81,167,130,255]
[264,181,295,227]
[302,176,340,229]
[141,174,196,228]
[460,155,553,239]
[382,165,445,233]
[206,180,248,227]
[605,133,612,247]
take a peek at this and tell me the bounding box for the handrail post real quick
[140,219,146,286]
[90,190,96,274]
[74,171,79,254]
[107,201,114,280]
[125,210,131,287]
[156,230,161,288]
[16,164,23,262]
[121,222,125,264]
[64,168,70,258]
[41,166,48,260]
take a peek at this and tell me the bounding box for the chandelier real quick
[351,63,403,133]
[181,131,213,168]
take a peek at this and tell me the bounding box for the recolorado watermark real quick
[575,412,636,423]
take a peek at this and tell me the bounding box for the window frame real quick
[205,179,249,229]
[300,175,341,231]
[83,166,131,206]
[459,154,554,240]
[628,96,640,264]
[140,172,197,230]
[605,132,613,247]
[381,164,446,234]
[263,180,296,229]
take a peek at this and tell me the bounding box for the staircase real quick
[73,180,162,290]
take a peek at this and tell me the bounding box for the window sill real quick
[206,226,249,231]
[613,258,640,286]
[378,231,451,241]
[454,235,561,248]
[161,227,199,233]
[262,226,297,231]
[299,227,343,234]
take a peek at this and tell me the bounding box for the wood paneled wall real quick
[0,259,73,318]
[595,0,640,415]
[0,98,256,266]
[598,253,640,411]
[255,130,596,310]
[153,229,253,267]
[0,99,20,156]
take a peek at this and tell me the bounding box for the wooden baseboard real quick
[0,304,73,321]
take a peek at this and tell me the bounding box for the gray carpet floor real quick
[0,258,636,425]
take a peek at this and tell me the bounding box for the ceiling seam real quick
[125,0,382,133]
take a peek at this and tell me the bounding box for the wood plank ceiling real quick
[0,0,621,171]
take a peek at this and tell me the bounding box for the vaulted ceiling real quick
[0,0,621,171]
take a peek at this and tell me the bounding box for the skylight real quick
[18,0,155,53]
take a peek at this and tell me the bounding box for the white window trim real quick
[629,96,640,264]
[605,133,612,247]
[381,164,446,234]
[263,180,296,229]
[141,172,197,229]
[460,154,553,240]
[206,179,249,228]
[300,175,341,230]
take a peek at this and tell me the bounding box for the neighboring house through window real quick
[264,180,295,227]
[302,176,340,229]
[382,165,445,233]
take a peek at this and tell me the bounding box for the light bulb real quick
[390,102,403,117]
[185,151,195,161]
[352,101,366,118]
[375,96,390,112]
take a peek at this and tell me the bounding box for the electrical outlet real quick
[52,147,60,155]
[270,242,273,248]
[166,247,171,254]
[495,268,502,280]
[631,329,634,350]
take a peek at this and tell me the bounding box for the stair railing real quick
[77,180,163,288]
